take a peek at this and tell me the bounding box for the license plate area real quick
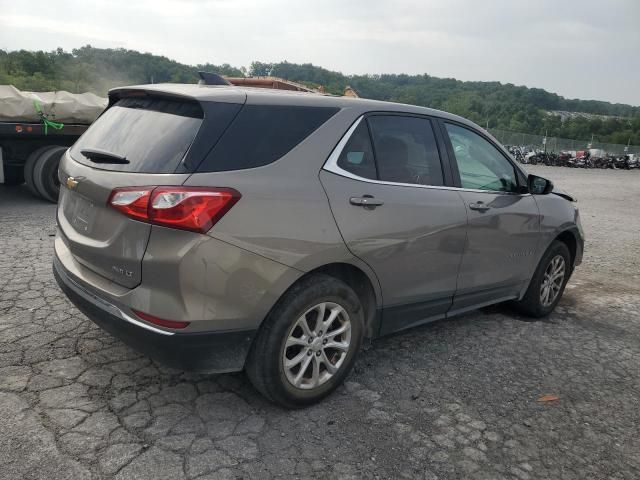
[64,192,95,234]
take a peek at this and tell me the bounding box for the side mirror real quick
[528,174,554,195]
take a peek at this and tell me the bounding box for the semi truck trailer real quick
[0,85,106,202]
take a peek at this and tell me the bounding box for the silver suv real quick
[53,84,584,407]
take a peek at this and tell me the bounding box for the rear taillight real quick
[108,186,240,233]
[108,188,152,222]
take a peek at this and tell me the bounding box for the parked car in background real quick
[53,83,584,407]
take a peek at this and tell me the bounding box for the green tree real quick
[0,47,638,146]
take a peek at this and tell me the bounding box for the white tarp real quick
[0,85,107,124]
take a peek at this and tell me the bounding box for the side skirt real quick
[378,297,451,336]
[377,285,523,337]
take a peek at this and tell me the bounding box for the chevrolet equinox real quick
[53,83,584,408]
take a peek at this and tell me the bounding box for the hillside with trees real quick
[1,46,639,145]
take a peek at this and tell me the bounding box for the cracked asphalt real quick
[1,165,639,480]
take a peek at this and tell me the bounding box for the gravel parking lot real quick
[1,165,639,480]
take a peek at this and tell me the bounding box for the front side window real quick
[367,115,444,186]
[445,123,518,192]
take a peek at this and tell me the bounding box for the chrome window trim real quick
[322,115,530,196]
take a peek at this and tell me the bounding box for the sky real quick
[1,0,639,106]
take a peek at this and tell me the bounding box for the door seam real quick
[317,170,385,313]
[449,190,470,316]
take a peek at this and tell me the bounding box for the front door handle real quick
[350,195,384,208]
[469,202,490,212]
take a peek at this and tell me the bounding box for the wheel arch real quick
[261,261,382,340]
[555,229,578,268]
[307,262,380,339]
[519,226,581,301]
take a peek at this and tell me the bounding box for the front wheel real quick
[511,241,571,317]
[245,274,364,408]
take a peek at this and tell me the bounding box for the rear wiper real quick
[80,148,129,164]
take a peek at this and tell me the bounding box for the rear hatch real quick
[57,89,244,288]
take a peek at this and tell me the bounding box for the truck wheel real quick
[33,146,66,203]
[24,146,54,196]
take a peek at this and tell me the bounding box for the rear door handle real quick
[350,195,384,208]
[469,202,490,212]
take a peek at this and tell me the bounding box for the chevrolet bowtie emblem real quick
[66,177,79,189]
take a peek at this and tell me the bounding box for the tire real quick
[24,146,54,196]
[511,240,571,318]
[245,274,364,408]
[33,146,66,203]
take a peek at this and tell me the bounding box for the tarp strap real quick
[32,99,64,135]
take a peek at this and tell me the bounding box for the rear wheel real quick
[245,274,364,408]
[511,240,571,317]
[33,146,66,203]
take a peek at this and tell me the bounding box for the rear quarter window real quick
[197,104,339,172]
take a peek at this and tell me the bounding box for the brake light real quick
[107,186,240,233]
[132,309,190,329]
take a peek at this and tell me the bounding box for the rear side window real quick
[367,115,444,186]
[70,97,203,173]
[197,105,339,172]
[336,114,445,187]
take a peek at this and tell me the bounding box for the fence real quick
[489,128,638,155]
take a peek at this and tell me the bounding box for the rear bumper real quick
[53,254,256,373]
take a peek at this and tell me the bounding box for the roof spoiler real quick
[198,71,232,86]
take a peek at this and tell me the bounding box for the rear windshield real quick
[70,97,203,173]
[197,104,339,172]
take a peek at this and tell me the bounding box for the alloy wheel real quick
[540,255,566,307]
[282,302,352,390]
